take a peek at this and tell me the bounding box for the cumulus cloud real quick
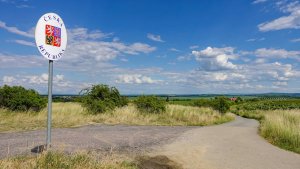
[0,21,156,71]
[68,28,112,41]
[0,53,45,68]
[116,74,162,84]
[254,48,300,59]
[213,73,228,81]
[258,1,300,31]
[192,46,238,71]
[147,33,164,42]
[1,73,75,91]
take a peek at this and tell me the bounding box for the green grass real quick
[0,151,137,169]
[0,103,234,132]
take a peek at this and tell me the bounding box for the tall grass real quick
[260,110,300,153]
[0,103,234,132]
[0,151,137,169]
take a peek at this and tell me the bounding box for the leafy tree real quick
[80,84,128,114]
[0,85,46,112]
[134,95,166,114]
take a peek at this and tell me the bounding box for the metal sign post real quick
[35,13,67,150]
[46,60,53,149]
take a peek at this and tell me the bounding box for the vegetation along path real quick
[1,116,300,169]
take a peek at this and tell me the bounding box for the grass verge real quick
[0,151,137,169]
[0,103,234,132]
[234,109,300,154]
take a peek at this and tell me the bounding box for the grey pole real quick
[46,60,53,150]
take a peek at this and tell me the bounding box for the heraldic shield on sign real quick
[35,13,67,61]
[45,25,61,47]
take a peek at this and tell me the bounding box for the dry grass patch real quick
[0,151,137,169]
[260,110,300,153]
[0,103,234,132]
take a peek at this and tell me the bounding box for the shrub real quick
[134,95,166,114]
[211,96,230,114]
[80,84,128,114]
[0,85,46,112]
[193,97,230,114]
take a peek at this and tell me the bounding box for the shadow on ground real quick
[136,155,182,169]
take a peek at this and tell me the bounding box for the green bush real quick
[134,95,166,114]
[212,96,230,114]
[80,84,128,114]
[0,85,46,112]
[193,97,230,114]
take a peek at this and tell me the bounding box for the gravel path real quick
[0,125,194,159]
[1,116,300,169]
[152,116,300,169]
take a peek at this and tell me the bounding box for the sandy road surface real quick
[153,116,300,169]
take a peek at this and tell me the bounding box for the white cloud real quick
[246,37,265,42]
[213,73,228,81]
[147,33,164,42]
[0,20,34,38]
[169,48,180,52]
[273,81,288,86]
[120,58,128,62]
[3,73,72,88]
[0,53,45,68]
[68,28,112,41]
[291,38,300,42]
[254,58,267,64]
[116,74,162,84]
[254,48,300,59]
[258,1,300,31]
[13,39,35,47]
[3,76,16,84]
[252,0,267,4]
[177,55,192,61]
[192,46,238,71]
[0,22,156,67]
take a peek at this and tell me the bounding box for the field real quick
[0,102,234,132]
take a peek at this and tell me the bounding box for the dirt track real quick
[1,117,300,169]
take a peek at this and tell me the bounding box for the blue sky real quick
[1,0,300,94]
